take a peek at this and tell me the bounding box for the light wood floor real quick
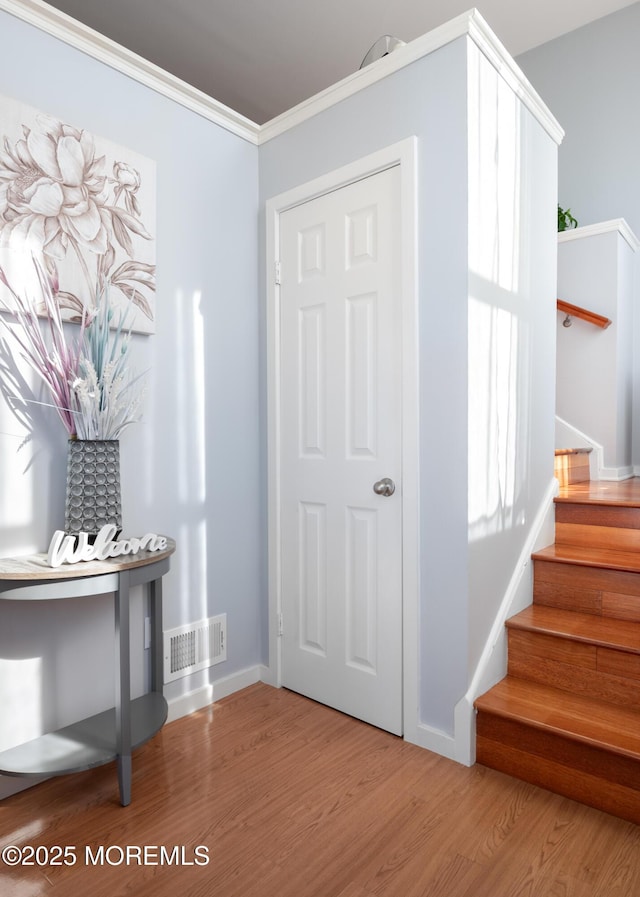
[1,682,639,896]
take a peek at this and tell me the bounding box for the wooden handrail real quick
[557,299,611,329]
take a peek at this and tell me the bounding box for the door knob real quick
[373,477,395,497]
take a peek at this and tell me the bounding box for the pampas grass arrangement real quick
[0,255,144,440]
[71,292,145,439]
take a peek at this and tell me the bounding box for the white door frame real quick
[264,137,420,743]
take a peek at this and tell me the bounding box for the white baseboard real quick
[555,415,603,479]
[599,466,634,481]
[407,722,457,762]
[0,774,49,801]
[555,415,636,482]
[166,665,266,722]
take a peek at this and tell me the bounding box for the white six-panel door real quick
[279,165,403,734]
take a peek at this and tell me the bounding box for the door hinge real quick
[275,260,282,285]
[278,612,284,636]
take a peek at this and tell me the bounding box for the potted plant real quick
[558,205,578,232]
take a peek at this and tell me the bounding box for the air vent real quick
[163,614,227,683]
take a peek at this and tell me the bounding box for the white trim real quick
[598,466,635,482]
[259,12,472,144]
[0,774,49,801]
[260,9,562,146]
[165,665,263,722]
[264,138,420,741]
[555,416,635,482]
[558,218,640,252]
[2,2,562,149]
[555,414,604,480]
[453,477,558,766]
[0,0,260,144]
[411,723,457,762]
[466,11,563,145]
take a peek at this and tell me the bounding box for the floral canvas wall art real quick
[0,94,156,335]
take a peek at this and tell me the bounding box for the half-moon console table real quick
[0,539,176,807]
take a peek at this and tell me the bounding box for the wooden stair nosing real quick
[533,543,640,575]
[506,605,640,654]
[554,448,593,456]
[555,494,640,509]
[555,480,640,509]
[474,677,640,763]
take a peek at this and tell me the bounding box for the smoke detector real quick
[360,35,406,69]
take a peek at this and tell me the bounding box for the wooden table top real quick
[0,538,176,581]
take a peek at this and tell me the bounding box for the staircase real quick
[553,446,592,488]
[475,478,640,824]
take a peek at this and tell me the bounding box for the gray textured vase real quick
[64,439,122,539]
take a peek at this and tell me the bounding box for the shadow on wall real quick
[0,329,114,758]
[0,332,68,554]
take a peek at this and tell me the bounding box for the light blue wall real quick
[259,38,558,742]
[518,1,640,236]
[0,6,560,779]
[260,41,471,735]
[0,9,261,796]
[518,2,640,468]
[466,43,558,699]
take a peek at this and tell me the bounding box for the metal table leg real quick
[115,568,131,806]
[150,575,164,694]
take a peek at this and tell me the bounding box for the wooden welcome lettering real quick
[47,524,168,567]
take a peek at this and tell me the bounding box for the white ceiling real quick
[42,0,637,124]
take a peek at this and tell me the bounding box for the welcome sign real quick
[47,524,168,567]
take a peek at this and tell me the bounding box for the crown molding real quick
[260,9,563,146]
[1,2,562,150]
[558,218,640,252]
[466,10,564,146]
[258,10,476,144]
[0,0,261,144]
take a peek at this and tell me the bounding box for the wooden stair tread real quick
[475,677,640,761]
[533,542,640,573]
[507,604,640,653]
[554,448,592,456]
[556,478,640,508]
[476,477,640,823]
[554,449,591,487]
